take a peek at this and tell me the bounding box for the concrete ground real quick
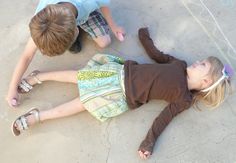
[1,0,236,162]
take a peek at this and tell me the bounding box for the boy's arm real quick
[6,37,37,107]
[138,28,175,63]
[138,101,190,158]
[100,6,125,40]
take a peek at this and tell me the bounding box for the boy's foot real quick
[69,32,82,54]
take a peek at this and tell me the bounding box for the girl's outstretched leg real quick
[25,70,78,86]
[12,97,86,136]
[40,97,85,121]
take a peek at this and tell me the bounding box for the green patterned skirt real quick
[77,54,128,122]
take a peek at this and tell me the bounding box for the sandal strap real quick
[21,79,33,90]
[19,83,29,92]
[20,116,29,130]
[33,76,42,84]
[15,116,29,131]
[30,71,42,84]
[29,109,40,123]
[15,119,24,130]
[19,80,33,93]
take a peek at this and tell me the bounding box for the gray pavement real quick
[0,0,236,162]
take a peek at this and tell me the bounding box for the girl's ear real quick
[202,78,213,88]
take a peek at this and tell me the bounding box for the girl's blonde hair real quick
[192,56,232,109]
[29,4,76,56]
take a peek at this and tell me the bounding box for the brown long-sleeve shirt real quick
[124,28,193,153]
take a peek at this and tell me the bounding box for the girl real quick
[12,28,233,159]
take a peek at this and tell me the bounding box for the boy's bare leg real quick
[26,70,78,86]
[93,35,111,48]
[15,97,86,130]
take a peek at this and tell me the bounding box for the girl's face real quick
[187,59,213,89]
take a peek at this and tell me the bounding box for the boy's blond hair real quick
[193,56,232,108]
[29,4,76,56]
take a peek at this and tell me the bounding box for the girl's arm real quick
[138,101,191,159]
[138,28,175,63]
[6,37,37,107]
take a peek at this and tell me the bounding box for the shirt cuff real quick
[138,139,155,154]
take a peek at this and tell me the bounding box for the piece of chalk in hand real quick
[117,32,124,42]
[12,99,17,106]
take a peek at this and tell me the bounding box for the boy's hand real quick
[6,89,20,107]
[138,150,151,159]
[111,25,126,42]
[100,6,125,41]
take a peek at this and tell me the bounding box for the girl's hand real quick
[111,25,125,42]
[6,89,20,107]
[138,150,151,159]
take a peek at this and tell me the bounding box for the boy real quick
[6,0,125,107]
